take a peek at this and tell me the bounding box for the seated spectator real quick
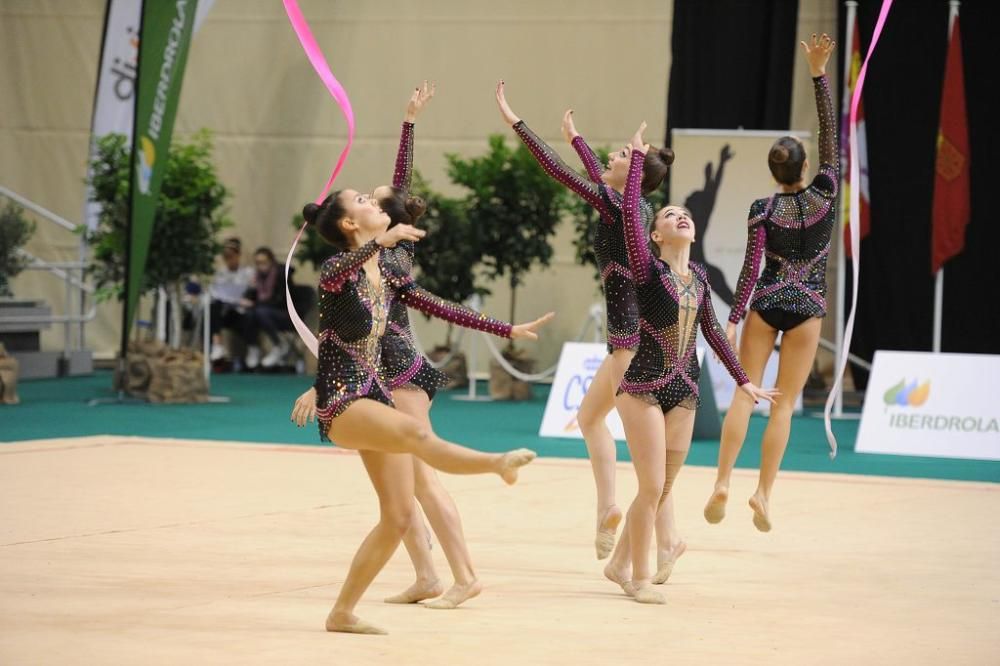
[208,238,254,361]
[240,247,294,369]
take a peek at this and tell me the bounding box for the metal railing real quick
[0,185,96,359]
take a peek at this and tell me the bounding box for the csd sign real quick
[539,343,626,440]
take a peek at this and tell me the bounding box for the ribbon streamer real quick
[281,0,356,357]
[824,0,894,458]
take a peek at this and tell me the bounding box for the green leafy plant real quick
[84,130,232,339]
[409,171,489,348]
[568,146,609,287]
[85,130,231,300]
[446,134,570,347]
[0,203,36,297]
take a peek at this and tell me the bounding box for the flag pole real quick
[934,0,960,353]
[834,0,857,417]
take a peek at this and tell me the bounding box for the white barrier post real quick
[453,294,491,402]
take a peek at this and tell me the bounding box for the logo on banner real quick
[881,376,997,434]
[561,355,604,432]
[111,25,139,101]
[137,136,156,194]
[882,379,930,407]
[857,352,1000,461]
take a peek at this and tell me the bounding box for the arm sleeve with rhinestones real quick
[812,75,838,196]
[728,200,769,324]
[697,273,750,385]
[392,121,414,191]
[512,121,610,215]
[622,149,653,284]
[388,273,512,338]
[318,240,380,293]
[383,242,415,276]
[571,135,604,183]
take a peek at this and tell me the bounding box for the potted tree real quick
[84,130,231,401]
[446,134,569,399]
[0,202,35,299]
[0,202,35,404]
[408,171,488,387]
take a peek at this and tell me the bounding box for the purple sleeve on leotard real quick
[571,135,605,183]
[621,149,654,284]
[392,122,414,191]
[812,75,839,197]
[318,240,380,293]
[388,272,512,338]
[728,200,769,324]
[513,121,611,215]
[694,267,750,386]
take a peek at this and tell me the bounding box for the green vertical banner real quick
[124,0,199,337]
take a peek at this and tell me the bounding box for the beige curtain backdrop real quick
[1,0,836,371]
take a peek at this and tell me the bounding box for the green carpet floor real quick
[2,371,997,483]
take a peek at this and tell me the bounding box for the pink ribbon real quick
[824,0,894,458]
[281,0,356,357]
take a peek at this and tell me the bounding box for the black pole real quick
[81,0,114,358]
[118,1,145,393]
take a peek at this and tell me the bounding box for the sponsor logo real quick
[110,25,139,101]
[562,356,605,432]
[148,0,190,142]
[883,378,930,407]
[136,136,155,194]
[882,378,998,434]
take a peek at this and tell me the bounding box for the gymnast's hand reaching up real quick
[510,312,556,341]
[801,32,835,77]
[561,109,579,144]
[405,80,435,123]
[495,81,521,126]
[291,386,317,427]
[376,224,425,248]
[630,121,649,154]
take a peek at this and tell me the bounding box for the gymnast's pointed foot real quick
[704,485,729,524]
[325,610,388,635]
[623,580,666,605]
[498,448,537,485]
[748,493,772,533]
[383,578,443,604]
[652,540,687,585]
[424,579,482,610]
[595,505,623,560]
[603,561,630,594]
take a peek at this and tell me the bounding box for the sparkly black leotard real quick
[729,75,839,332]
[512,121,654,352]
[619,150,750,412]
[378,121,452,400]
[314,240,511,441]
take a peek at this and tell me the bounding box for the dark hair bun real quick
[769,145,790,164]
[657,147,675,167]
[302,202,321,223]
[405,196,427,223]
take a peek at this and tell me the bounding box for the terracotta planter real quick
[0,342,20,405]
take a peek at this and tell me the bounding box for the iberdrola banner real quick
[124,0,199,337]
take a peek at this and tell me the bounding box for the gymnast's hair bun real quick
[769,144,790,164]
[656,147,675,167]
[302,202,321,223]
[405,196,427,223]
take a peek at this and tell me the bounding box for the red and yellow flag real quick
[930,16,970,274]
[840,16,870,258]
